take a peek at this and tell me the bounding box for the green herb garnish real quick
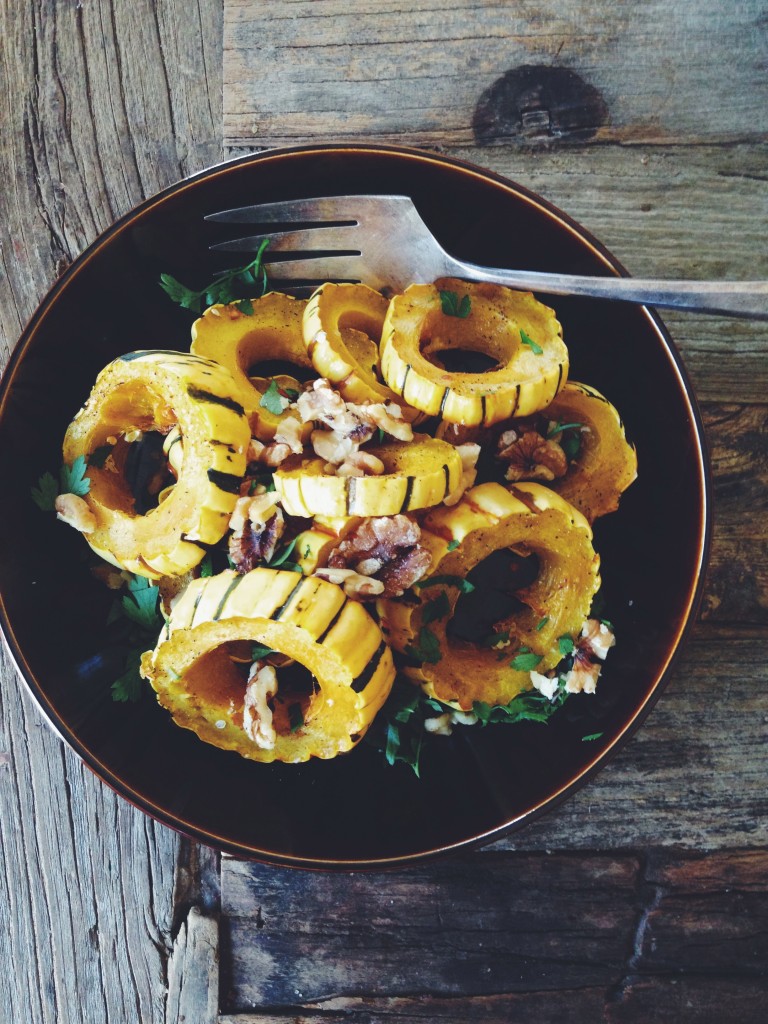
[581,731,604,742]
[251,643,277,661]
[439,290,471,318]
[422,592,451,624]
[557,635,576,657]
[111,650,144,703]
[536,616,549,631]
[473,681,567,726]
[406,626,442,664]
[31,472,59,511]
[121,576,162,631]
[509,650,543,672]
[159,240,269,313]
[446,539,460,551]
[520,329,543,355]
[289,704,305,733]
[259,380,287,416]
[199,554,214,578]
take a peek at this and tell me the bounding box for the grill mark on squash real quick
[213,573,245,620]
[316,599,347,643]
[400,364,411,395]
[352,639,386,693]
[439,387,450,415]
[187,386,245,417]
[400,475,415,512]
[271,577,305,620]
[207,469,242,494]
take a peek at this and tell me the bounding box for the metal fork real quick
[206,195,768,319]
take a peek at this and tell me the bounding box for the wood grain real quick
[219,847,768,1019]
[0,1,223,1022]
[223,0,768,148]
[2,0,767,1020]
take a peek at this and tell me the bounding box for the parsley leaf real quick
[547,421,583,438]
[31,472,59,511]
[121,580,162,631]
[422,592,451,625]
[582,731,604,742]
[557,635,575,657]
[446,539,461,551]
[111,650,144,703]
[159,240,269,314]
[199,554,214,578]
[536,616,549,631]
[289,704,304,733]
[473,683,566,727]
[414,574,475,595]
[510,650,543,671]
[251,643,277,660]
[268,537,298,568]
[59,456,91,497]
[520,329,543,355]
[406,626,442,664]
[439,290,471,318]
[259,380,287,416]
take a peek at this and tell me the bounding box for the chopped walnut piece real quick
[247,436,293,468]
[228,494,285,572]
[564,660,601,694]
[327,515,432,597]
[298,379,412,467]
[335,451,386,478]
[274,414,304,455]
[444,443,481,506]
[497,430,568,482]
[54,493,96,534]
[314,566,385,599]
[243,662,278,749]
[580,618,616,660]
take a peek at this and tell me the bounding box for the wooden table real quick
[1,2,766,1020]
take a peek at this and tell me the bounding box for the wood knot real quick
[473,65,608,145]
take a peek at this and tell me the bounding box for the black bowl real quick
[0,145,710,868]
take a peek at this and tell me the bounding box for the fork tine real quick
[205,194,412,225]
[263,255,367,282]
[209,225,361,255]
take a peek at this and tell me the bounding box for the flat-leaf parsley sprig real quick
[160,239,269,316]
[32,456,91,511]
[107,574,164,702]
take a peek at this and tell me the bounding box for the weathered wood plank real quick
[447,144,768,404]
[223,0,768,149]
[165,907,220,1024]
[220,847,768,1019]
[0,1,224,1022]
[493,633,768,852]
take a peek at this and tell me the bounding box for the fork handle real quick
[449,259,768,320]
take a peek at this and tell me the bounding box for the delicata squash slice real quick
[303,282,417,416]
[141,568,395,762]
[540,381,638,521]
[273,435,463,518]
[380,279,568,425]
[377,482,600,710]
[190,292,313,441]
[62,350,250,579]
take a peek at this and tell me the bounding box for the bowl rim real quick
[0,142,712,868]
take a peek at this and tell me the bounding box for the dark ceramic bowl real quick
[0,145,710,868]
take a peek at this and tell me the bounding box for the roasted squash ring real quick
[541,381,638,521]
[293,515,363,574]
[191,292,312,441]
[303,282,414,412]
[377,481,600,710]
[140,568,395,762]
[273,435,463,518]
[380,279,568,425]
[62,350,250,579]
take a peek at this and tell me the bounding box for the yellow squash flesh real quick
[377,482,600,709]
[273,435,463,518]
[380,279,568,425]
[62,350,250,579]
[190,292,312,440]
[140,568,395,762]
[542,381,638,521]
